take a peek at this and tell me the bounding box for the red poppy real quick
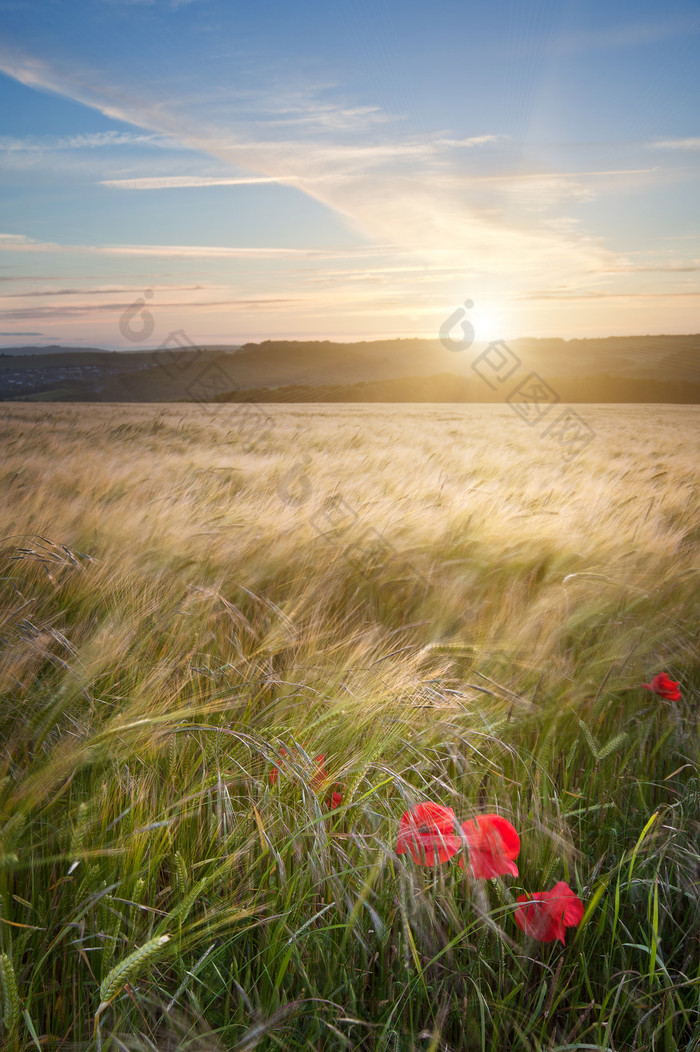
[310,755,344,807]
[310,754,327,790]
[459,813,520,878]
[642,673,682,701]
[514,881,584,944]
[268,747,289,786]
[396,802,461,866]
[269,749,328,787]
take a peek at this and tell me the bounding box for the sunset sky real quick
[0,0,698,348]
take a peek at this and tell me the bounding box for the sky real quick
[0,0,698,348]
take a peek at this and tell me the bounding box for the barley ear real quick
[97,933,170,1014]
[0,953,20,1034]
[173,851,189,898]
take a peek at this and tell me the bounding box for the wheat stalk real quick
[0,954,20,1035]
[96,933,170,1017]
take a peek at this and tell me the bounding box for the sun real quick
[474,307,511,344]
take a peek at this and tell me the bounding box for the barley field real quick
[0,401,698,1051]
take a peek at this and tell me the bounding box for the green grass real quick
[0,402,698,1051]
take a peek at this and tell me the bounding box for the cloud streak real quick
[648,138,700,151]
[1,298,299,320]
[99,174,303,189]
[0,283,212,297]
[0,234,392,259]
[0,131,174,151]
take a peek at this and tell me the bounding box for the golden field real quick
[0,401,698,1050]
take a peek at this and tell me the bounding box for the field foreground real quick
[0,402,698,1051]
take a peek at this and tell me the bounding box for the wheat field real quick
[0,401,698,1051]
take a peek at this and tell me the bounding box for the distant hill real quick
[0,335,698,403]
[215,371,700,405]
[231,335,700,384]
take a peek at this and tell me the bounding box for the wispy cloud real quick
[0,283,212,297]
[99,174,303,189]
[1,297,300,320]
[0,131,172,151]
[550,12,700,54]
[520,289,700,300]
[648,138,700,151]
[0,38,695,338]
[246,103,396,132]
[478,167,662,211]
[596,263,700,273]
[439,134,508,148]
[0,233,391,260]
[465,167,660,181]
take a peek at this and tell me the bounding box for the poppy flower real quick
[514,881,584,944]
[310,755,344,807]
[310,754,327,790]
[642,673,682,701]
[396,802,461,866]
[269,748,328,787]
[459,813,520,878]
[268,747,288,786]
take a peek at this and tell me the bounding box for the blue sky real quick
[0,0,698,346]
